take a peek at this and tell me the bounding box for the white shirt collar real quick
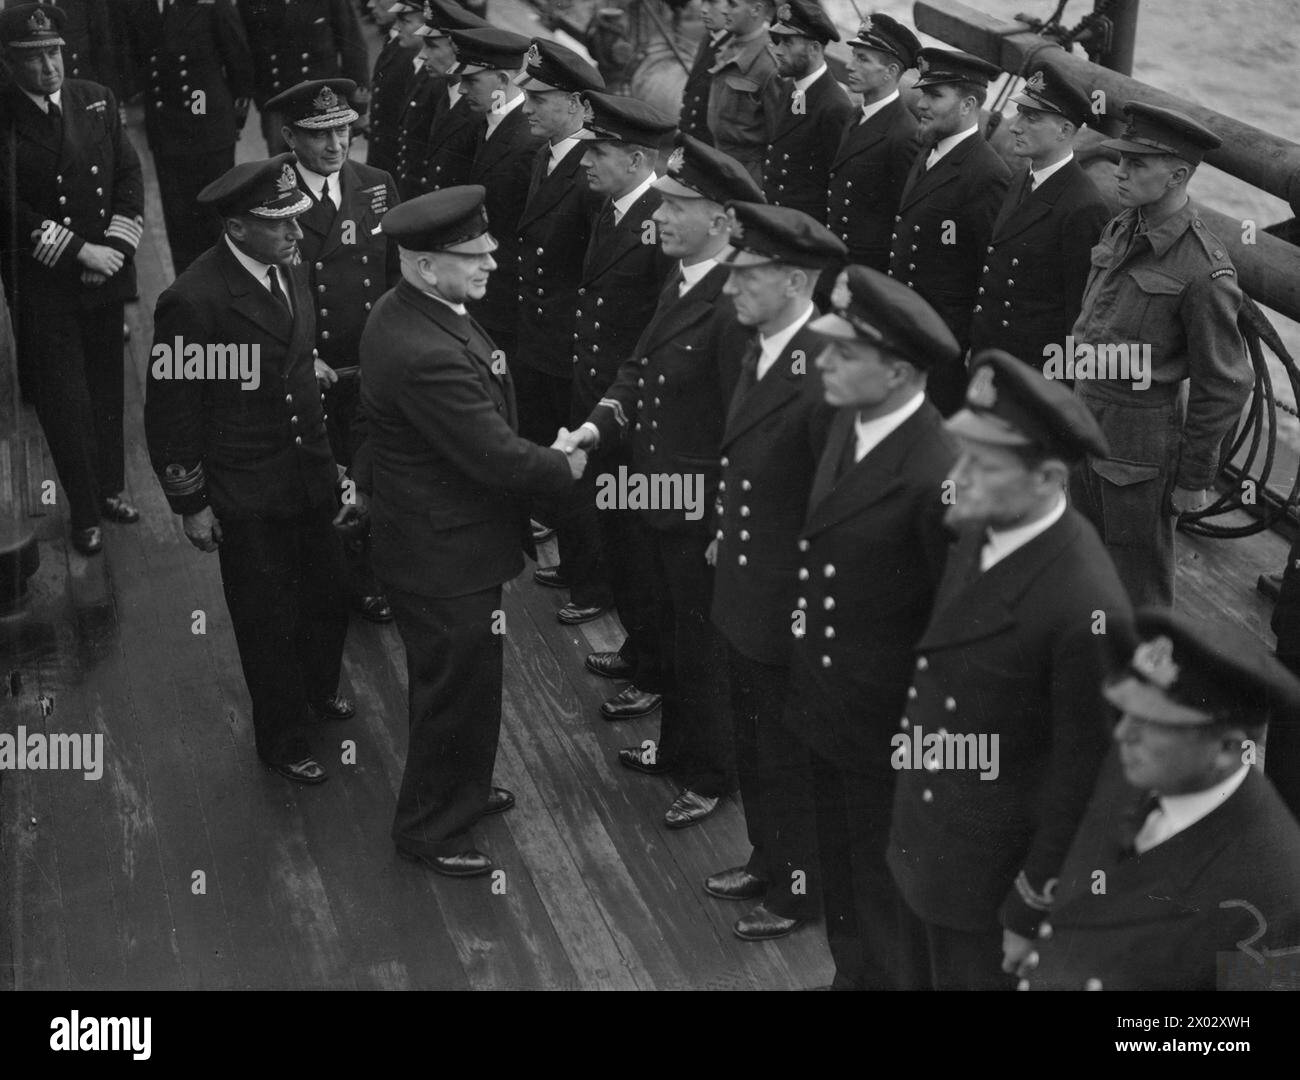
[611,172,657,224]
[709,28,728,45]
[1030,150,1074,189]
[447,79,462,106]
[484,89,524,136]
[424,288,468,316]
[792,63,827,97]
[854,391,925,462]
[549,132,583,169]
[413,54,425,73]
[757,304,815,381]
[679,246,730,294]
[296,163,341,206]
[387,26,399,42]
[859,87,899,124]
[927,124,979,167]
[21,86,61,113]
[225,234,284,294]
[981,493,1066,570]
[1137,765,1251,854]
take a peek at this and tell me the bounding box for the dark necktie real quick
[266,267,291,316]
[584,201,615,274]
[833,418,859,481]
[319,180,335,214]
[1017,170,1035,206]
[726,338,761,425]
[46,95,61,121]
[1117,792,1162,859]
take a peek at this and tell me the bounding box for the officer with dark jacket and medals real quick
[365,1,421,176]
[454,26,538,364]
[826,14,920,272]
[539,93,675,635]
[702,202,844,942]
[511,41,604,467]
[238,0,369,155]
[888,350,1132,990]
[889,48,1011,415]
[678,0,728,145]
[760,0,852,221]
[122,0,254,274]
[145,155,353,786]
[1069,103,1252,609]
[267,78,400,624]
[1,3,144,555]
[345,188,583,878]
[780,267,959,986]
[1024,610,1300,991]
[563,134,757,830]
[968,65,1108,371]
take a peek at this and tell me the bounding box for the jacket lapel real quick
[581,187,658,282]
[991,162,1073,242]
[899,129,981,211]
[518,140,586,228]
[722,320,816,446]
[219,241,293,345]
[636,261,727,354]
[6,87,63,152]
[473,106,525,176]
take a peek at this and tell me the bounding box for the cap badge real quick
[28,7,52,31]
[830,270,851,312]
[726,207,744,241]
[666,146,685,175]
[421,1,433,19]
[916,53,929,75]
[313,86,339,112]
[1133,636,1180,690]
[526,43,542,68]
[858,14,873,36]
[1026,70,1046,92]
[777,4,792,22]
[967,365,997,408]
[276,163,297,194]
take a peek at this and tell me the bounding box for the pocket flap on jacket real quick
[1126,267,1185,296]
[724,75,760,93]
[1089,457,1162,487]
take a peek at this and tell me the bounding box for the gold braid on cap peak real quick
[1132,636,1180,690]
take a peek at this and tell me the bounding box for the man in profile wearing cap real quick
[887,350,1132,989]
[364,1,422,176]
[512,40,604,545]
[760,0,852,222]
[347,186,583,876]
[145,153,352,786]
[707,0,780,185]
[1023,609,1300,990]
[701,202,844,942]
[121,0,254,274]
[237,0,368,156]
[967,65,1109,372]
[454,27,541,371]
[826,13,921,273]
[776,265,957,984]
[553,91,675,639]
[0,1,145,556]
[890,47,1011,416]
[1070,101,1252,609]
[678,0,729,146]
[564,133,758,829]
[267,77,401,625]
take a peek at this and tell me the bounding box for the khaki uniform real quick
[1069,201,1251,606]
[705,28,780,183]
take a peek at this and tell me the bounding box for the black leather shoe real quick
[585,650,635,680]
[601,685,662,720]
[704,866,768,901]
[483,786,515,815]
[617,745,670,775]
[533,566,569,589]
[664,789,719,830]
[310,694,355,721]
[557,602,607,625]
[356,595,394,623]
[268,757,328,784]
[734,904,804,941]
[531,519,555,543]
[100,495,140,523]
[71,526,103,555]
[397,847,493,877]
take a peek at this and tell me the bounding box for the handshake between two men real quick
[552,426,593,480]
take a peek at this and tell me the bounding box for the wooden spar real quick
[913,0,1300,216]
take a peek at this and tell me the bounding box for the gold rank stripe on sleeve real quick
[32,219,77,268]
[162,462,206,500]
[105,214,145,250]
[598,396,629,430]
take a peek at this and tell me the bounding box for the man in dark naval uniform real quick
[967,65,1109,370]
[3,0,119,91]
[145,155,352,785]
[826,13,919,272]
[888,350,1132,990]
[564,134,758,830]
[267,78,400,624]
[1024,610,1300,991]
[1,3,144,556]
[760,0,852,221]
[237,0,369,155]
[703,202,843,942]
[677,0,728,145]
[364,0,421,176]
[122,0,254,274]
[347,188,583,877]
[780,267,959,986]
[889,48,1010,415]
